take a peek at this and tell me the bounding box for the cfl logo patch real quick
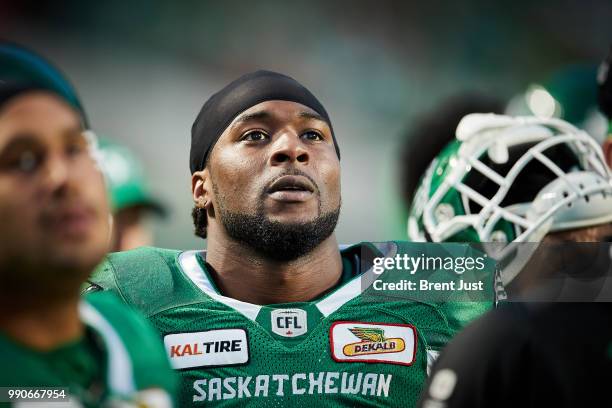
[271,308,307,337]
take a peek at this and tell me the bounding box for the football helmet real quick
[408,114,612,244]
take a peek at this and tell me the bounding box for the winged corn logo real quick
[343,327,406,357]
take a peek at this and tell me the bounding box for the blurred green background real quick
[1,0,610,249]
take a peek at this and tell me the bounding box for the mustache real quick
[262,168,321,196]
[39,199,97,224]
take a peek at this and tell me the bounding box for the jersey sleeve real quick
[88,257,123,294]
[84,291,179,404]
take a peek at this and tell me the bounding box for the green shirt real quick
[0,291,178,407]
[90,242,493,407]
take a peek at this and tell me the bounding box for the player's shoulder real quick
[92,246,181,282]
[106,246,181,266]
[88,247,202,317]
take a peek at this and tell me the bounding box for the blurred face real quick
[196,100,341,260]
[543,222,612,243]
[508,222,612,295]
[111,206,154,252]
[0,92,110,292]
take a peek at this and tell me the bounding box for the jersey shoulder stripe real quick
[82,291,178,394]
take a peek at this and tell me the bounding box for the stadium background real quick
[1,0,610,249]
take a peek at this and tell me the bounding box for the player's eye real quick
[301,130,324,142]
[19,150,40,172]
[65,140,87,157]
[5,149,42,174]
[0,135,45,174]
[241,130,269,142]
[64,131,89,158]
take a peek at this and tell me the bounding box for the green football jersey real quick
[90,242,493,407]
[0,291,177,407]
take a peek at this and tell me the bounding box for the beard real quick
[212,167,341,261]
[0,251,91,301]
[220,208,340,261]
[217,186,340,261]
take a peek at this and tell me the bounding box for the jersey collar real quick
[177,242,397,322]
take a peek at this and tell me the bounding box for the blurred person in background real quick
[506,63,608,146]
[0,81,177,407]
[411,111,612,407]
[1,42,168,252]
[97,138,167,251]
[399,92,504,207]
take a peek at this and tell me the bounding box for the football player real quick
[1,43,168,252]
[97,138,167,251]
[410,113,612,407]
[89,70,492,407]
[0,47,177,407]
[407,113,612,284]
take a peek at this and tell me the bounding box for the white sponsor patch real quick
[164,329,249,369]
[271,308,307,337]
[330,321,416,366]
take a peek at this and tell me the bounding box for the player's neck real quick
[0,292,84,351]
[206,234,343,304]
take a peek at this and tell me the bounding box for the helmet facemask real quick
[408,114,612,286]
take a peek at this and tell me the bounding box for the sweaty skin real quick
[191,100,343,304]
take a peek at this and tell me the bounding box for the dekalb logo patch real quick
[330,322,416,366]
[342,327,406,356]
[271,308,307,337]
[164,329,249,369]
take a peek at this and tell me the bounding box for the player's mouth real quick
[41,204,97,238]
[266,175,316,202]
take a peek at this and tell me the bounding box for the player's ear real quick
[191,169,212,209]
[603,139,612,169]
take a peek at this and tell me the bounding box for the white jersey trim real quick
[79,300,136,396]
[315,242,397,317]
[178,250,262,321]
[178,243,397,321]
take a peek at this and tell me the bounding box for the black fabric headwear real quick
[190,70,340,174]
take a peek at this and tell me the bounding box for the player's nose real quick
[41,153,77,198]
[269,132,309,166]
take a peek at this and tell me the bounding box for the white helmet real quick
[408,114,612,285]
